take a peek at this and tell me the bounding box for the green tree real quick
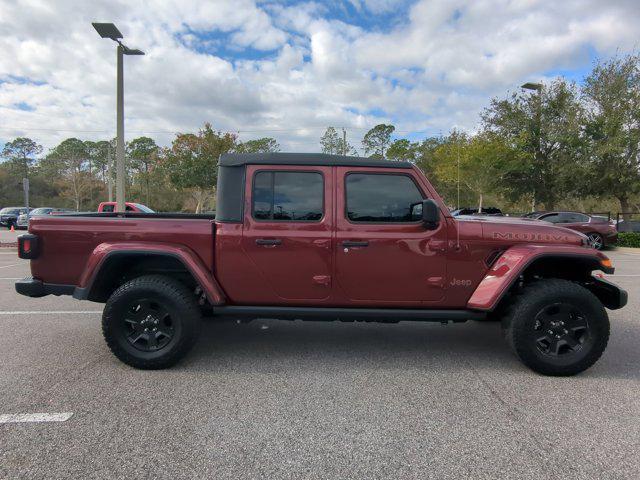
[386,139,417,162]
[434,132,510,211]
[236,137,280,154]
[362,124,395,158]
[482,79,583,210]
[44,138,90,211]
[582,54,640,219]
[320,127,357,155]
[1,137,42,179]
[127,137,159,206]
[85,140,112,183]
[320,127,341,154]
[163,123,237,213]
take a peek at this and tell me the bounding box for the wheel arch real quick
[75,243,225,305]
[467,246,617,312]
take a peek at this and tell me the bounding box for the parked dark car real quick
[451,207,503,216]
[16,207,74,229]
[0,207,31,229]
[522,211,617,249]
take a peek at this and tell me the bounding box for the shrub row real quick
[617,232,640,248]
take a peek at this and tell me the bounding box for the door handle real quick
[256,238,282,246]
[342,240,369,247]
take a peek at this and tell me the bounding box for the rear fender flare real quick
[76,242,225,305]
[467,245,614,311]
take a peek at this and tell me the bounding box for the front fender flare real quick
[74,241,225,305]
[467,245,614,311]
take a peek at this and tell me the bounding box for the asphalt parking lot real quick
[0,249,638,479]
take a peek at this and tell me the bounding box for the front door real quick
[241,165,333,302]
[334,167,447,305]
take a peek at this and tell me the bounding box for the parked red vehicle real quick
[522,211,618,250]
[97,201,154,213]
[16,153,626,375]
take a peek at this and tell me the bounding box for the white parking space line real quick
[0,264,19,269]
[0,311,101,315]
[0,277,21,280]
[0,412,73,424]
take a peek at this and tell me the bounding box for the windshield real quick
[0,207,19,214]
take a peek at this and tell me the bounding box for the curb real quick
[611,246,640,255]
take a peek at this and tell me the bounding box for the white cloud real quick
[0,0,639,153]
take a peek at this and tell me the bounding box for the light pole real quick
[521,82,542,212]
[92,22,144,213]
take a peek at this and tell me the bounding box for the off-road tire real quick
[102,275,202,369]
[501,279,609,376]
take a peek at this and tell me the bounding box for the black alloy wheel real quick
[531,303,591,357]
[123,298,176,352]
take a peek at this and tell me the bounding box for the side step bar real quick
[213,306,485,323]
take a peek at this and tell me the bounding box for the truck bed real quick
[28,214,215,287]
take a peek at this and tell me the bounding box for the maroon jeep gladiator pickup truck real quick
[15,153,627,375]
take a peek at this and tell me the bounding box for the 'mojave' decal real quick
[492,232,573,242]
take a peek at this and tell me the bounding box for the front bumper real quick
[15,277,75,298]
[585,276,628,310]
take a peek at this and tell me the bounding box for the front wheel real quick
[502,279,609,376]
[102,275,202,369]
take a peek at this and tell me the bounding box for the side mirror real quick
[422,199,440,230]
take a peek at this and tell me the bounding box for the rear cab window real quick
[252,170,324,222]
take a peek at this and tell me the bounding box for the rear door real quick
[240,165,333,301]
[334,167,447,305]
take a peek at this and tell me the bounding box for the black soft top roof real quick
[219,153,413,169]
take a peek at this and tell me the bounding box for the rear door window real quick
[252,171,324,221]
[345,173,424,223]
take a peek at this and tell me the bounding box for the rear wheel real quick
[502,279,609,376]
[102,275,202,369]
[587,232,604,250]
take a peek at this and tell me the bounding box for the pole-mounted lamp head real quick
[521,82,542,91]
[92,22,145,55]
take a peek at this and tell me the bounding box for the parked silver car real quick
[16,207,73,229]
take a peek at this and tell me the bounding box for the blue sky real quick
[1,0,638,152]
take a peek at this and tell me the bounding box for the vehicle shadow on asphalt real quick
[182,320,524,374]
[178,319,640,380]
